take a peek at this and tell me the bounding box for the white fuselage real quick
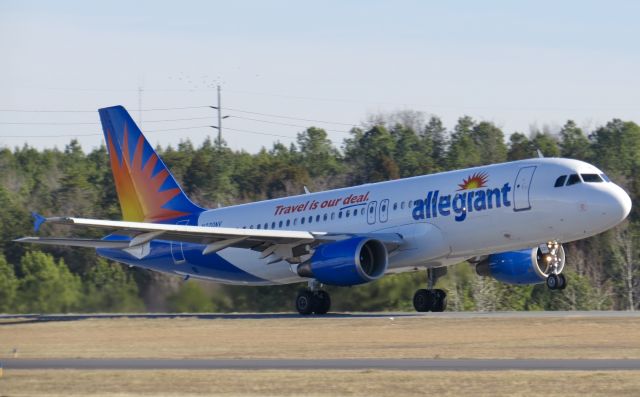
[193,158,631,285]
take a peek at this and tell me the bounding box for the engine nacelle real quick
[297,237,388,286]
[476,242,565,285]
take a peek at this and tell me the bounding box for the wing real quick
[15,214,403,264]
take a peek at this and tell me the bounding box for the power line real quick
[0,125,214,138]
[224,107,355,126]
[0,116,216,126]
[0,106,212,113]
[230,115,351,135]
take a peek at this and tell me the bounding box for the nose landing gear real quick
[546,273,567,290]
[413,267,448,312]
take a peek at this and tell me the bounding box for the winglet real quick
[32,212,47,233]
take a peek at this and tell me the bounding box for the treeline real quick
[0,112,639,313]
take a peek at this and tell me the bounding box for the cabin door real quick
[171,220,188,264]
[513,166,536,211]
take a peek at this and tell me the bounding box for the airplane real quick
[16,106,632,314]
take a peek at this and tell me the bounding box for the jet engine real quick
[297,237,388,286]
[475,242,565,285]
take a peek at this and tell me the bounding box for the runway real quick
[2,310,640,323]
[4,358,640,371]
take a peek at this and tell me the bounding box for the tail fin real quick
[98,105,204,223]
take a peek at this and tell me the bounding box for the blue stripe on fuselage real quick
[97,236,267,284]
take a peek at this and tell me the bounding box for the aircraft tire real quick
[557,273,567,290]
[413,289,435,312]
[312,290,331,315]
[432,289,447,312]
[295,290,315,315]
[546,274,559,290]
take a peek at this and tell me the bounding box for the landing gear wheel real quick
[295,290,314,315]
[432,289,448,312]
[546,274,559,290]
[312,290,331,315]
[413,289,435,312]
[557,274,567,290]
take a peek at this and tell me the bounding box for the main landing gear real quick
[546,273,567,290]
[413,267,448,312]
[295,280,331,315]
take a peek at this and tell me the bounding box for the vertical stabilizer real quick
[98,106,204,223]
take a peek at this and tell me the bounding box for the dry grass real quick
[0,316,639,360]
[1,369,640,396]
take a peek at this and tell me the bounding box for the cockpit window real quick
[600,173,611,182]
[581,173,603,183]
[566,174,582,186]
[554,175,567,187]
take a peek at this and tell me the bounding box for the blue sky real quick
[1,0,639,151]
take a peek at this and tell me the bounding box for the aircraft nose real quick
[608,184,632,224]
[614,185,631,222]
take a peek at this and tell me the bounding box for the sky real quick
[1,0,639,152]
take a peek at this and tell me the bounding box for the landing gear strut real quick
[413,267,448,312]
[540,241,567,291]
[295,280,331,315]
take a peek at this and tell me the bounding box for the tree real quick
[613,222,639,310]
[471,121,508,164]
[0,255,18,312]
[447,116,481,168]
[344,125,399,184]
[296,127,343,182]
[559,120,591,160]
[17,251,82,313]
[508,132,535,160]
[422,116,448,171]
[83,258,145,312]
[167,281,215,312]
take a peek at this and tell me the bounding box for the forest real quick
[0,111,638,313]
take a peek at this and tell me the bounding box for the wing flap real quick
[14,237,130,249]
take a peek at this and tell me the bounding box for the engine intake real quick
[476,242,565,285]
[297,237,388,286]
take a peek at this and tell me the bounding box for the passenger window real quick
[338,211,343,219]
[566,174,581,186]
[581,174,603,183]
[401,202,405,209]
[393,203,398,210]
[369,206,375,214]
[271,222,276,229]
[316,214,321,222]
[331,213,335,220]
[257,224,261,229]
[301,217,305,224]
[346,210,351,217]
[323,214,328,221]
[361,208,365,215]
[554,175,567,187]
[409,200,413,207]
[250,225,254,229]
[279,220,283,228]
[308,216,313,223]
[264,223,268,229]
[293,218,297,226]
[381,204,386,212]
[286,219,291,226]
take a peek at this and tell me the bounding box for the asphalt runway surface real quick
[4,358,640,371]
[2,310,640,323]
[2,311,639,372]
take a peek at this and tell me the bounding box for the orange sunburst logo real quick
[107,124,190,222]
[457,172,489,191]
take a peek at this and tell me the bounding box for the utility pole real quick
[211,85,229,148]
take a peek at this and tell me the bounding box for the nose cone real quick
[612,185,633,223]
